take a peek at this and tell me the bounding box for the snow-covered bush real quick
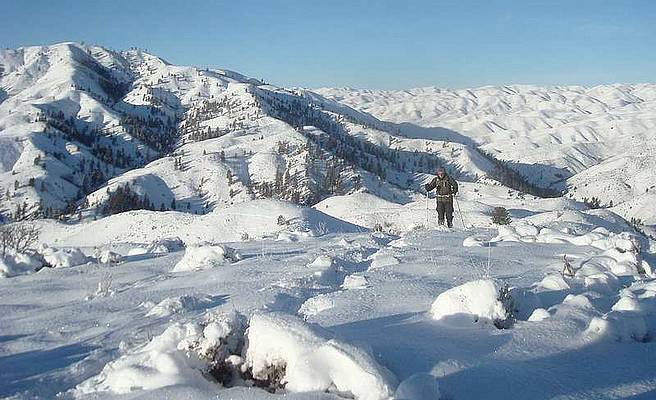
[244,312,396,399]
[0,250,42,278]
[173,244,241,272]
[40,246,88,268]
[77,311,395,399]
[98,250,123,265]
[76,311,246,395]
[298,294,334,317]
[430,279,513,328]
[342,274,369,289]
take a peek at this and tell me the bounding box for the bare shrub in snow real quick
[0,223,40,256]
[314,221,328,236]
[495,283,517,329]
[277,215,287,225]
[562,254,575,277]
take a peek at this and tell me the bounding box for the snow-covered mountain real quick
[1,42,528,222]
[315,85,656,225]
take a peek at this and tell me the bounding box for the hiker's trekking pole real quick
[454,196,467,230]
[425,191,430,229]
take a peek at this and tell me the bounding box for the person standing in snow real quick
[424,167,459,228]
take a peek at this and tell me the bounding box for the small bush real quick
[276,215,287,225]
[495,283,517,329]
[491,207,511,225]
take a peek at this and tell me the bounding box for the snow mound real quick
[395,373,441,400]
[463,235,488,247]
[430,279,508,326]
[172,244,241,272]
[493,224,642,253]
[342,274,369,289]
[39,200,364,247]
[98,250,123,265]
[585,313,648,342]
[41,246,88,268]
[298,295,334,317]
[244,312,396,399]
[306,255,343,286]
[584,280,656,342]
[0,251,41,278]
[76,311,246,395]
[146,295,216,318]
[369,250,399,270]
[536,274,570,291]
[528,308,551,322]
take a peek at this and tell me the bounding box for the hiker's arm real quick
[450,177,459,194]
[424,178,436,192]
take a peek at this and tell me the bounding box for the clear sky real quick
[1,0,654,89]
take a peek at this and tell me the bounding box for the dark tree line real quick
[102,184,155,215]
[475,149,563,198]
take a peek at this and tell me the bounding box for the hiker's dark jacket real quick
[425,174,458,202]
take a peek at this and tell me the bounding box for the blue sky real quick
[1,0,654,89]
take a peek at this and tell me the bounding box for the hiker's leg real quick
[446,199,454,227]
[437,201,445,225]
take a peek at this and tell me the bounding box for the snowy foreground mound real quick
[76,312,395,400]
[430,279,510,327]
